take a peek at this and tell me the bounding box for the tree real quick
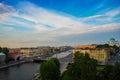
[61,51,120,80]
[67,62,81,80]
[96,44,109,48]
[50,58,60,80]
[96,62,120,80]
[0,47,2,52]
[2,47,9,63]
[80,53,96,80]
[40,58,60,80]
[86,59,97,80]
[99,65,113,80]
[64,52,97,80]
[113,45,119,53]
[111,62,120,80]
[74,51,83,62]
[96,44,119,55]
[50,58,60,69]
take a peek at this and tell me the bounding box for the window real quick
[98,54,104,59]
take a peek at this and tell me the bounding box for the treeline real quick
[39,52,120,80]
[96,44,119,55]
[60,52,120,80]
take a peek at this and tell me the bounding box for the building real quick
[0,52,5,64]
[108,38,119,47]
[20,48,31,58]
[72,45,110,65]
[20,48,39,58]
[29,48,39,57]
[37,46,52,55]
[9,48,23,61]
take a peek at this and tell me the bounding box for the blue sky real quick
[0,0,120,48]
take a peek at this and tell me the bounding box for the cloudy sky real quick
[0,0,120,48]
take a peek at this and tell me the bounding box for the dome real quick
[0,52,5,56]
[110,38,115,42]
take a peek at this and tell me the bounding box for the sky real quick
[0,0,120,48]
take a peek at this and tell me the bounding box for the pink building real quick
[9,49,23,61]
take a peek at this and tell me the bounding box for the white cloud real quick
[105,7,120,17]
[0,3,15,23]
[0,2,120,47]
[81,7,120,22]
[0,3,15,13]
[2,2,118,35]
[0,13,9,23]
[92,23,120,32]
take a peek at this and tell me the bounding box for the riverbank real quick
[0,52,56,69]
[0,60,26,69]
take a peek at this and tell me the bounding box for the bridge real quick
[0,56,48,69]
[0,60,26,69]
[32,57,47,63]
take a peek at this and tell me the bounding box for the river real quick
[0,63,40,80]
[0,50,72,80]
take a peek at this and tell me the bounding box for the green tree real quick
[50,58,60,69]
[64,52,97,80]
[87,59,97,80]
[50,58,60,80]
[61,51,120,80]
[71,52,83,80]
[113,45,119,53]
[0,47,2,52]
[74,51,83,62]
[40,58,60,80]
[68,62,81,80]
[111,62,120,80]
[100,65,113,80]
[80,53,96,80]
[2,47,9,63]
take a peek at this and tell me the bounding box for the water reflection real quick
[0,63,40,80]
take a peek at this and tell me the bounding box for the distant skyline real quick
[0,0,120,48]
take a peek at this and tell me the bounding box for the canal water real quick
[0,63,40,80]
[0,50,71,80]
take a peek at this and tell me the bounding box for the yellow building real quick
[20,48,31,58]
[20,48,40,58]
[72,48,110,64]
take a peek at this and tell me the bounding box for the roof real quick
[74,45,96,49]
[0,52,5,56]
[110,38,116,42]
[74,48,102,50]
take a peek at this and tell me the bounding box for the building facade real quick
[72,45,110,64]
[20,48,31,58]
[9,48,23,61]
[20,48,40,58]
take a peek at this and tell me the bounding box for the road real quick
[59,53,73,73]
